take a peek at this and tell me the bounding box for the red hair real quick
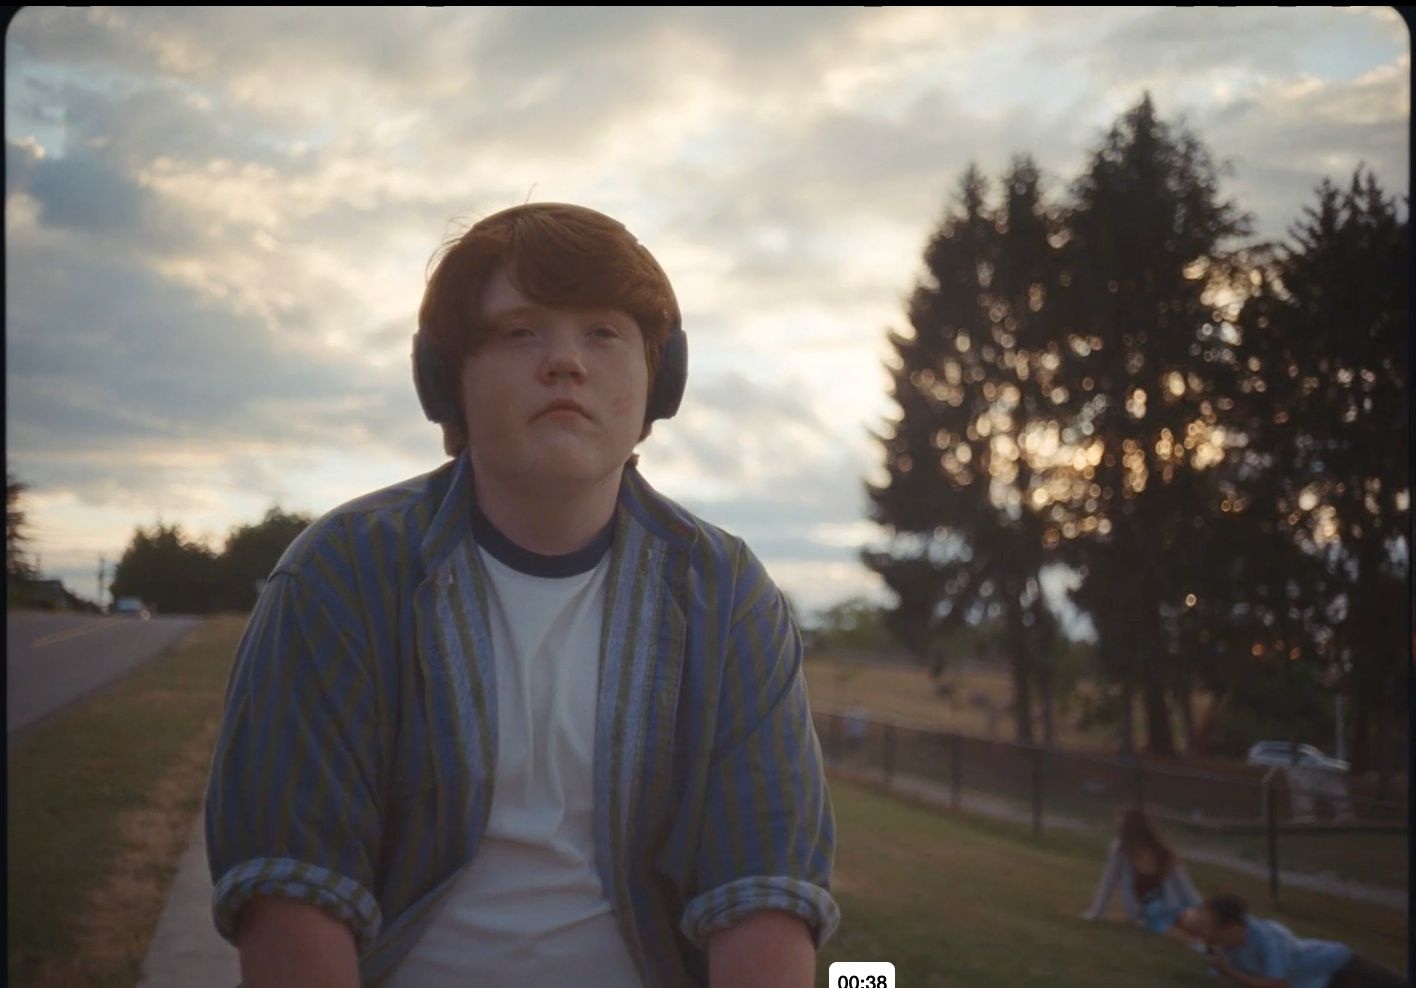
[419,203,680,456]
[1118,808,1176,876]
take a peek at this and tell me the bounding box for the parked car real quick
[1246,741,1353,821]
[1245,740,1349,773]
[112,596,151,620]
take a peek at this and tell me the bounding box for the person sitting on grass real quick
[1178,893,1408,988]
[1082,807,1203,943]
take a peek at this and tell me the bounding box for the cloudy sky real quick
[5,7,1408,617]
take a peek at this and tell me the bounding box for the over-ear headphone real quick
[411,313,688,427]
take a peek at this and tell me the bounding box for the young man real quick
[1179,894,1407,988]
[205,203,839,987]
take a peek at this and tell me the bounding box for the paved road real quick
[6,610,204,733]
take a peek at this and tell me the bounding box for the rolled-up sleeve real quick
[680,572,839,949]
[204,562,385,954]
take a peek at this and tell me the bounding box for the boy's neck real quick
[470,466,624,557]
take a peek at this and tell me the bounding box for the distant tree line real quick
[7,468,38,586]
[6,467,311,615]
[6,467,101,612]
[864,94,1407,792]
[109,507,313,614]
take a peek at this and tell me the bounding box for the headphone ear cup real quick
[647,319,688,423]
[412,334,461,424]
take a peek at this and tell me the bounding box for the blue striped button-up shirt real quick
[205,453,839,985]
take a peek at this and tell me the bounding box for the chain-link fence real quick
[816,706,1407,905]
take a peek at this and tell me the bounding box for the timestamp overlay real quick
[828,961,896,988]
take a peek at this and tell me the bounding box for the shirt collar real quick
[418,452,697,574]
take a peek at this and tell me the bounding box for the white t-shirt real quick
[387,519,643,987]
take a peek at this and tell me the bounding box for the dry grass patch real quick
[8,615,245,988]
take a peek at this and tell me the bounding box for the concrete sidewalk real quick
[138,810,238,988]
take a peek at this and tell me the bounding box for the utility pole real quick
[98,556,107,610]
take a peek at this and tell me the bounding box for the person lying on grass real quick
[1175,894,1407,988]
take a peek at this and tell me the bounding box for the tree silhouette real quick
[214,507,313,611]
[110,523,219,614]
[864,97,1406,766]
[110,507,313,615]
[866,158,1070,744]
[1231,168,1409,789]
[7,467,37,581]
[1053,95,1252,755]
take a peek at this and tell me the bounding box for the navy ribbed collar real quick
[470,497,615,578]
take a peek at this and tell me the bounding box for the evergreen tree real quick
[1231,168,1409,788]
[6,467,37,582]
[866,160,1069,744]
[1054,95,1251,755]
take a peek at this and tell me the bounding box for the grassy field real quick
[805,653,1407,799]
[806,653,1409,894]
[6,620,1405,988]
[1227,829,1409,892]
[820,778,1410,987]
[805,653,1125,748]
[7,615,245,988]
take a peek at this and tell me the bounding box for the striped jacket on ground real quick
[204,452,839,985]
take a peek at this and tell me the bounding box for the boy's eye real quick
[591,325,620,339]
[502,325,534,339]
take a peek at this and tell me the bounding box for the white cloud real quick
[6,6,1408,613]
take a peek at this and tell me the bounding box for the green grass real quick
[823,717,1409,894]
[7,615,245,988]
[6,618,1403,988]
[819,778,1409,988]
[981,779,1409,895]
[1227,830,1408,892]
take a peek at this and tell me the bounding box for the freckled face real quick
[459,266,649,491]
